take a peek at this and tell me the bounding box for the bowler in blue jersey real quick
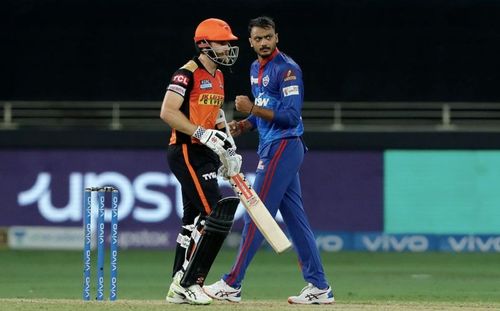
[203,16,335,305]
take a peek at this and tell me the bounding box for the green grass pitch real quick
[1,249,499,310]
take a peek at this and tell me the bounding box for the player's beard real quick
[215,51,229,64]
[258,46,274,58]
[212,45,238,65]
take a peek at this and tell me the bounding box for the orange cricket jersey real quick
[166,57,225,145]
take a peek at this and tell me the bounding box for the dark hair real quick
[248,16,276,34]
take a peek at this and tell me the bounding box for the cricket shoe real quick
[171,283,212,305]
[168,273,212,305]
[287,283,335,304]
[203,279,242,302]
[166,271,187,304]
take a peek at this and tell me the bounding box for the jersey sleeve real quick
[166,68,193,97]
[273,65,303,128]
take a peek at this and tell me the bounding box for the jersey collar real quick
[193,56,217,77]
[258,48,280,68]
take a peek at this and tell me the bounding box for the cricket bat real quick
[229,173,292,253]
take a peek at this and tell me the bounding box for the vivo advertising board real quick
[314,233,500,253]
[0,150,383,249]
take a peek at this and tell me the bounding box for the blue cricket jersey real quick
[222,49,330,290]
[247,49,304,155]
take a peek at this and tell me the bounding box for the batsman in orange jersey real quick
[160,18,242,305]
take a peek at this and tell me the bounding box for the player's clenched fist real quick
[235,96,255,114]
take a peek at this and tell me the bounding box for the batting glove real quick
[219,148,242,179]
[193,126,234,156]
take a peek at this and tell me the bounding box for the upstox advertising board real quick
[0,150,383,249]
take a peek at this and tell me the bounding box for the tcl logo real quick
[172,74,189,85]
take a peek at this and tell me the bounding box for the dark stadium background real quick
[2,0,500,102]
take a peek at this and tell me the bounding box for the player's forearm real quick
[272,108,301,128]
[160,106,197,136]
[237,119,254,133]
[250,105,274,122]
[251,104,301,128]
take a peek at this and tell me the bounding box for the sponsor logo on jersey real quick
[172,74,189,86]
[167,84,186,96]
[255,92,269,106]
[198,93,224,106]
[282,85,300,97]
[262,75,270,86]
[250,76,258,85]
[284,69,297,81]
[200,79,213,90]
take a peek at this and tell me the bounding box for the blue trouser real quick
[223,137,329,289]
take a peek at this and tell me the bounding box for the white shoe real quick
[166,271,188,304]
[169,275,212,305]
[287,283,335,304]
[203,279,242,302]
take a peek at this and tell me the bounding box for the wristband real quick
[237,121,245,133]
[249,103,255,114]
